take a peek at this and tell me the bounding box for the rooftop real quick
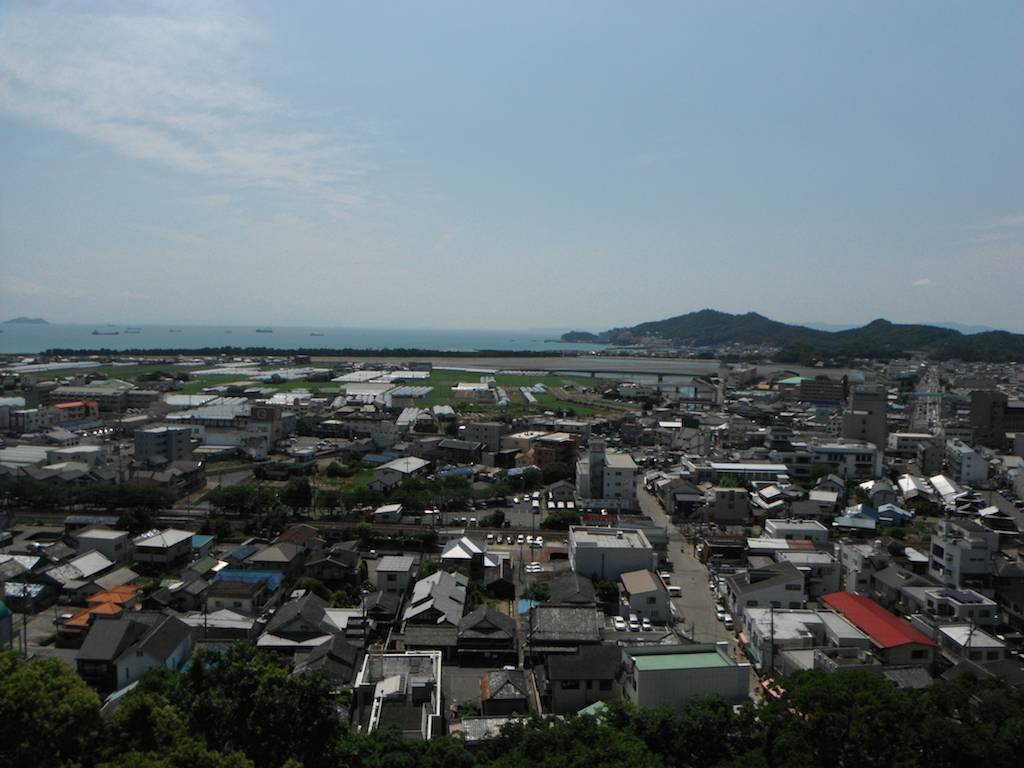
[627,644,734,671]
[822,592,936,649]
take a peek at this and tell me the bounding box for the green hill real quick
[563,309,1024,361]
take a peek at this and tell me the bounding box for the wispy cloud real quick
[0,1,369,209]
[911,277,932,287]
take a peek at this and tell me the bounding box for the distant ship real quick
[310,332,325,336]
[168,329,182,333]
[92,330,119,336]
[124,327,142,334]
[255,328,274,333]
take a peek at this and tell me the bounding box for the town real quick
[2,350,1023,754]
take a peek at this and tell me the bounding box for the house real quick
[373,555,417,594]
[293,634,362,684]
[457,606,517,664]
[621,643,751,711]
[76,612,192,692]
[207,571,283,616]
[537,644,621,714]
[741,607,872,675]
[525,605,602,655]
[242,542,304,578]
[480,669,530,715]
[821,592,936,666]
[548,572,597,606]
[928,519,997,588]
[619,569,671,624]
[304,547,360,585]
[775,551,840,600]
[132,529,196,568]
[724,561,805,619]
[403,570,467,627]
[45,550,117,600]
[936,625,1007,664]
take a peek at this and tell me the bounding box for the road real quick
[637,486,741,650]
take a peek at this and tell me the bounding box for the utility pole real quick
[769,605,775,676]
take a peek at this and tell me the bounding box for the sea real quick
[0,323,605,355]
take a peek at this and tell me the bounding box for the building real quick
[576,440,638,512]
[945,439,989,487]
[798,376,848,407]
[354,651,443,740]
[457,606,516,664]
[49,380,134,413]
[132,529,196,568]
[403,571,467,627]
[74,528,132,562]
[371,456,431,492]
[821,592,936,666]
[842,385,888,450]
[809,441,882,480]
[480,669,531,716]
[724,561,805,618]
[76,612,192,692]
[704,487,750,526]
[461,421,509,453]
[538,644,621,714]
[970,390,1024,450]
[374,556,417,594]
[776,551,841,600]
[741,607,872,675]
[621,644,750,711]
[928,520,997,588]
[763,519,830,546]
[134,425,193,467]
[936,625,1007,664]
[568,526,657,581]
[619,569,671,623]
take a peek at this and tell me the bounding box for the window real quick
[599,680,613,691]
[560,680,580,690]
[911,650,928,659]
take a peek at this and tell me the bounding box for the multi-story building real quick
[134,425,193,466]
[533,432,578,467]
[354,651,443,741]
[576,440,638,511]
[887,432,937,458]
[461,421,509,453]
[970,390,1024,450]
[763,519,830,546]
[842,385,888,450]
[929,519,998,588]
[944,439,989,487]
[49,380,134,413]
[809,441,882,480]
[704,487,751,526]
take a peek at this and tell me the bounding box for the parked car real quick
[667,585,682,597]
[486,533,494,544]
[628,614,640,632]
[724,617,735,631]
[530,536,544,548]
[613,616,627,631]
[715,608,727,622]
[641,618,653,632]
[516,534,525,545]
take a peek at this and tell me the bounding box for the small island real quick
[3,316,49,324]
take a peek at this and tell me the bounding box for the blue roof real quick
[213,570,284,591]
[228,544,257,562]
[192,534,215,548]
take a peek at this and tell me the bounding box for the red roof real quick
[822,592,935,649]
[54,400,98,409]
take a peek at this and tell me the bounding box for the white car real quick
[530,536,543,548]
[513,496,520,504]
[715,608,727,622]
[612,616,627,631]
[516,534,525,545]
[628,614,641,632]
[641,618,653,632]
[486,533,494,544]
[724,617,735,631]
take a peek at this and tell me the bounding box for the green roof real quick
[630,649,731,671]
[0,599,10,619]
[778,376,812,385]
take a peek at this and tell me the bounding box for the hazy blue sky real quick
[1,1,1022,331]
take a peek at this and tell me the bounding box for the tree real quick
[279,477,313,514]
[0,652,103,768]
[541,462,571,484]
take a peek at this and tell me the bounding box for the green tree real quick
[0,652,103,768]
[279,477,313,514]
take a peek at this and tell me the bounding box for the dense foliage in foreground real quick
[3,646,1024,768]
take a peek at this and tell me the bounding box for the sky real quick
[1,1,1022,332]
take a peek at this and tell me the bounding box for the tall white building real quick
[576,440,638,511]
[569,526,657,581]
